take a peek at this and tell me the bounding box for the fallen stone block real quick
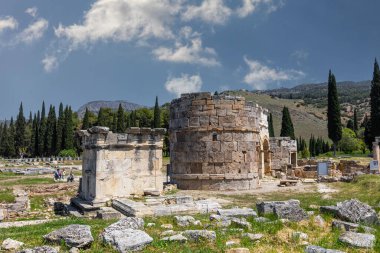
[182,230,216,242]
[332,220,375,233]
[304,245,345,253]
[274,204,309,222]
[175,215,196,227]
[101,228,153,252]
[1,238,24,250]
[43,224,93,248]
[217,207,257,217]
[18,246,59,253]
[256,200,300,216]
[96,207,122,220]
[336,199,378,225]
[230,218,251,229]
[338,231,375,248]
[242,233,263,241]
[161,234,188,243]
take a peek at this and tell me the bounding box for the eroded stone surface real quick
[101,228,153,252]
[18,246,59,253]
[217,208,257,218]
[273,203,308,221]
[332,220,375,233]
[182,230,216,242]
[336,199,378,225]
[43,224,93,248]
[2,238,24,250]
[256,200,300,216]
[242,233,264,241]
[175,216,196,227]
[304,245,345,253]
[338,231,375,248]
[161,234,188,242]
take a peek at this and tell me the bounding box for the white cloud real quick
[243,56,305,90]
[165,74,202,97]
[236,0,284,17]
[55,0,182,48]
[25,7,38,18]
[182,0,232,25]
[16,18,48,44]
[291,49,309,65]
[0,16,18,32]
[153,36,220,66]
[42,55,58,72]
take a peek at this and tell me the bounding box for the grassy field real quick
[0,175,379,252]
[0,188,15,203]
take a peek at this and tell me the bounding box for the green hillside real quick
[224,90,328,140]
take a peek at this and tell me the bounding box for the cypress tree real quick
[28,111,32,125]
[97,108,107,126]
[30,114,37,156]
[1,122,9,157]
[45,105,57,156]
[15,102,26,156]
[370,59,380,139]
[353,108,358,132]
[56,103,65,152]
[111,112,117,132]
[280,106,295,139]
[116,104,125,132]
[63,106,74,150]
[153,97,161,128]
[82,107,91,130]
[38,102,46,156]
[8,118,16,158]
[34,111,40,156]
[268,113,275,137]
[327,70,342,156]
[346,119,354,130]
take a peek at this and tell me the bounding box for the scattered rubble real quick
[338,231,375,248]
[43,224,93,248]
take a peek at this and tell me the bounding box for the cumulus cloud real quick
[42,55,58,72]
[16,18,48,44]
[165,74,203,97]
[55,0,182,49]
[0,16,18,33]
[25,7,38,18]
[182,0,232,25]
[153,36,220,66]
[243,56,305,90]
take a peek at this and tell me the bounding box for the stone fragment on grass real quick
[314,215,325,227]
[161,230,176,236]
[230,218,251,229]
[182,230,216,242]
[336,199,378,225]
[254,217,270,223]
[101,229,153,252]
[332,220,375,233]
[242,233,264,241]
[175,215,196,226]
[256,200,300,216]
[161,234,188,243]
[338,231,375,248]
[161,224,173,229]
[2,238,24,250]
[18,246,59,253]
[292,231,308,240]
[274,203,308,222]
[43,224,93,248]
[225,248,250,253]
[217,208,257,218]
[304,245,345,253]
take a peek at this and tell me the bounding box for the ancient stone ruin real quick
[269,137,298,173]
[169,92,270,190]
[75,126,166,206]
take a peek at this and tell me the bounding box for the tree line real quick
[0,96,168,158]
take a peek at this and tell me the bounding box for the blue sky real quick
[0,0,379,118]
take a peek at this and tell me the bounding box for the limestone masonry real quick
[270,137,298,172]
[78,126,166,204]
[169,92,270,190]
[373,137,380,161]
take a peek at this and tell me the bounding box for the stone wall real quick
[78,126,166,204]
[169,92,269,190]
[269,137,297,171]
[373,137,380,161]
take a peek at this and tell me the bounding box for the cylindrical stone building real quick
[169,92,270,190]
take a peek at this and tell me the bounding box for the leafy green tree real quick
[339,128,365,153]
[15,102,26,157]
[153,97,161,128]
[280,106,295,139]
[268,113,275,137]
[370,59,380,140]
[96,107,114,127]
[82,107,91,130]
[327,70,342,156]
[116,104,125,132]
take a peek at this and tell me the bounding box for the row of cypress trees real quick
[0,102,75,158]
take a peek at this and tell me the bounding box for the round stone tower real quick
[169,92,270,190]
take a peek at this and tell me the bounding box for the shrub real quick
[58,149,77,158]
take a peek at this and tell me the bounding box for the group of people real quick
[54,168,74,182]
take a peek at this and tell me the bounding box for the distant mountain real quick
[77,100,145,118]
